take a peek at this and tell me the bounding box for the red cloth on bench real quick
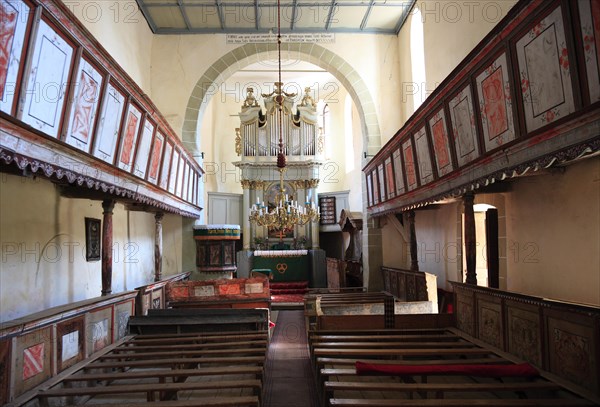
[355,361,539,377]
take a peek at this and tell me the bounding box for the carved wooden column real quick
[463,193,477,285]
[307,179,320,249]
[407,210,419,271]
[241,180,251,250]
[154,212,164,282]
[101,199,115,296]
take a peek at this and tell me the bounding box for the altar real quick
[238,248,327,287]
[251,250,309,283]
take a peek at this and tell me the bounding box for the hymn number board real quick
[319,196,336,225]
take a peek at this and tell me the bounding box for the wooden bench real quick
[328,398,596,406]
[29,307,270,407]
[62,366,264,383]
[62,397,259,407]
[38,379,262,403]
[304,296,599,407]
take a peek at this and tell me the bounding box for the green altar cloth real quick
[252,253,309,282]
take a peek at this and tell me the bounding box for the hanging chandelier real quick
[248,0,320,235]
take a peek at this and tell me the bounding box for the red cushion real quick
[355,361,539,377]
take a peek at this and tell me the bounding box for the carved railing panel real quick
[364,0,600,215]
[450,282,600,396]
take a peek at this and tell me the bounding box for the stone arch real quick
[183,43,383,289]
[181,42,382,158]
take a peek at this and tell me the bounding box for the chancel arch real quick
[183,43,384,289]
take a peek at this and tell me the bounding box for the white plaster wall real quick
[504,157,600,306]
[67,0,154,94]
[150,33,403,143]
[386,157,599,305]
[413,203,461,291]
[397,0,518,123]
[0,175,183,323]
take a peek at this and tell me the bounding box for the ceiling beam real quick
[394,0,416,35]
[215,0,225,30]
[152,26,397,35]
[135,0,159,33]
[325,0,336,31]
[290,0,298,30]
[360,0,375,31]
[177,0,192,31]
[254,0,260,30]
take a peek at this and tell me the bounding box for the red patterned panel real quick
[22,343,44,380]
[148,132,164,182]
[0,0,18,97]
[403,140,417,190]
[219,283,241,295]
[120,111,139,166]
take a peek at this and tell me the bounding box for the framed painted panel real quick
[147,130,165,184]
[515,5,575,132]
[475,53,516,152]
[449,84,480,165]
[20,19,74,138]
[428,108,453,177]
[0,0,32,114]
[372,169,379,205]
[92,82,125,163]
[402,138,417,191]
[579,0,600,102]
[84,217,100,261]
[133,117,155,178]
[414,126,434,185]
[188,170,194,205]
[85,306,112,357]
[168,148,180,194]
[377,163,385,202]
[392,148,405,195]
[64,58,103,152]
[114,300,134,342]
[159,140,173,190]
[117,102,142,171]
[14,327,53,395]
[175,156,185,197]
[384,157,395,200]
[181,161,189,201]
[56,316,84,372]
[192,171,198,205]
[366,173,373,207]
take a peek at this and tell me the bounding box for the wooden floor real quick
[262,310,319,407]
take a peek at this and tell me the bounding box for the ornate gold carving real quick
[261,82,296,99]
[235,128,241,156]
[317,134,324,154]
[300,87,317,108]
[306,179,320,189]
[241,180,265,190]
[276,263,288,274]
[242,87,259,108]
[291,180,307,189]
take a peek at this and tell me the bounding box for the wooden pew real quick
[34,309,269,407]
[305,292,598,407]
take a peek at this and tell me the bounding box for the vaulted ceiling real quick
[136,0,416,35]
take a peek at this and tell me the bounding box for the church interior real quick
[1,0,599,405]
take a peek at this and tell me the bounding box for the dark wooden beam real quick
[155,212,164,282]
[101,200,116,296]
[463,193,477,285]
[407,210,418,272]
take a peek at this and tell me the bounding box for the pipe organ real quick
[234,85,324,251]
